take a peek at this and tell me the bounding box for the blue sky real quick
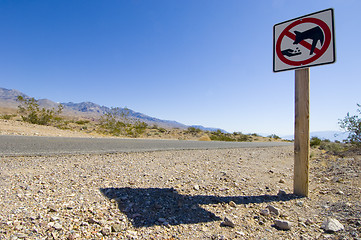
[0,0,360,135]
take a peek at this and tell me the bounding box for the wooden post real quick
[294,68,310,197]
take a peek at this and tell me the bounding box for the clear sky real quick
[0,0,360,136]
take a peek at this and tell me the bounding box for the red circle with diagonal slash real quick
[276,17,331,66]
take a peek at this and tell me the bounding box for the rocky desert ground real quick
[0,119,360,239]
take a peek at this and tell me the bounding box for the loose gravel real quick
[0,146,360,239]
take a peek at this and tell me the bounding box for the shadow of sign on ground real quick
[100,187,302,228]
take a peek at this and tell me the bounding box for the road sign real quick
[273,8,335,72]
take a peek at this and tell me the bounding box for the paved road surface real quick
[0,135,292,156]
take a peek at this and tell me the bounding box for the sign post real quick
[294,68,310,197]
[273,9,335,197]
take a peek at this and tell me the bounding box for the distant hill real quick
[0,87,224,131]
[0,88,28,108]
[189,125,228,133]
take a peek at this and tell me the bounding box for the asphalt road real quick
[0,135,292,156]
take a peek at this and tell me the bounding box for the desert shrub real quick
[237,134,252,142]
[232,132,251,142]
[320,142,345,154]
[210,130,235,142]
[268,134,281,140]
[99,107,147,137]
[339,104,361,144]
[158,127,167,133]
[209,130,252,142]
[75,120,90,125]
[310,137,322,147]
[17,96,63,125]
[99,107,127,134]
[1,114,16,120]
[210,134,235,142]
[187,127,202,134]
[133,121,148,136]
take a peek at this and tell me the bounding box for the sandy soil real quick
[0,119,105,138]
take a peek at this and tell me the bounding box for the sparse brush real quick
[75,120,90,125]
[16,96,63,125]
[310,137,322,147]
[320,142,346,155]
[1,114,16,120]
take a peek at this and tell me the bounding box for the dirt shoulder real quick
[0,146,359,239]
[0,118,282,142]
[0,119,105,138]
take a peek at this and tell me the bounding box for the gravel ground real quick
[0,146,360,239]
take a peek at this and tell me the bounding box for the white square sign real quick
[273,8,335,72]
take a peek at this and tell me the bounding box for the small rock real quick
[101,226,111,236]
[15,233,27,239]
[267,205,280,216]
[53,222,63,230]
[296,201,304,207]
[126,230,138,239]
[298,217,306,222]
[193,185,200,191]
[235,231,245,236]
[229,201,237,208]
[305,219,313,225]
[87,218,100,225]
[321,177,330,182]
[14,225,23,231]
[299,222,307,228]
[274,219,292,230]
[332,177,343,183]
[260,209,270,216]
[48,206,57,213]
[51,216,60,222]
[67,234,76,240]
[221,217,235,228]
[321,217,344,232]
[336,190,344,195]
[345,202,352,208]
[51,232,59,239]
[277,189,287,196]
[111,223,125,232]
[80,221,89,226]
[279,179,285,183]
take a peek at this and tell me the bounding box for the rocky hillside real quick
[0,88,28,108]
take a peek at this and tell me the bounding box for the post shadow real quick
[100,187,302,228]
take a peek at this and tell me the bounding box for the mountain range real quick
[0,87,222,131]
[0,87,349,140]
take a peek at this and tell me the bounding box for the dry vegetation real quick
[0,106,284,142]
